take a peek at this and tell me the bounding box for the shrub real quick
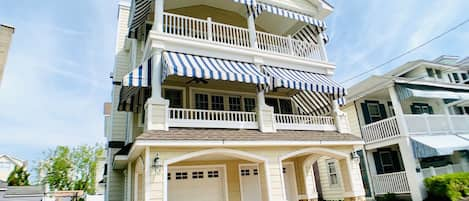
[424,172,469,201]
[376,193,406,201]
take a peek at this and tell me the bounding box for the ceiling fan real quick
[186,78,208,84]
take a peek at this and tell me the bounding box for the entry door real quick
[168,166,225,201]
[239,164,262,201]
[283,163,298,201]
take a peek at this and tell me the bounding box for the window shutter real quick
[378,104,387,120]
[391,151,402,171]
[373,152,384,174]
[361,103,372,124]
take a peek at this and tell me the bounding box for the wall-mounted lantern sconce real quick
[152,153,163,171]
[351,151,360,160]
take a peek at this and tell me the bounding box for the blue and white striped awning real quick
[256,2,327,30]
[163,51,269,85]
[128,0,152,37]
[232,0,257,6]
[122,57,153,87]
[293,25,329,44]
[263,66,346,98]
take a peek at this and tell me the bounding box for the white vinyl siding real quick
[317,157,344,200]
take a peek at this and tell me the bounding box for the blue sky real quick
[0,0,468,174]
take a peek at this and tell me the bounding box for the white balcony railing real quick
[362,114,469,144]
[274,114,336,131]
[404,114,469,135]
[422,163,469,178]
[372,171,410,195]
[362,116,401,144]
[162,12,324,61]
[168,108,258,129]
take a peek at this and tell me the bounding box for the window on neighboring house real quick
[195,94,209,110]
[435,69,442,79]
[453,73,461,83]
[211,95,225,110]
[454,106,464,115]
[379,151,395,173]
[462,73,468,81]
[367,103,383,122]
[448,74,454,83]
[411,103,433,114]
[164,89,183,108]
[229,96,241,111]
[327,161,339,185]
[426,68,434,78]
[244,98,256,112]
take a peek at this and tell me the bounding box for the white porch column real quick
[389,86,425,201]
[332,101,351,133]
[146,48,169,131]
[144,147,151,201]
[316,34,328,62]
[303,156,319,200]
[153,0,164,32]
[247,10,258,48]
[127,163,132,201]
[340,157,366,200]
[254,57,276,132]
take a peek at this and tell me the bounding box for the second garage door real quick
[168,166,226,201]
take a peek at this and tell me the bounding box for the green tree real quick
[39,144,104,194]
[7,165,30,186]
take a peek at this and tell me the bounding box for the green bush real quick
[424,172,469,201]
[376,193,407,201]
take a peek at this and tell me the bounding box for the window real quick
[448,74,454,83]
[426,68,434,78]
[211,95,225,110]
[167,173,171,180]
[462,73,468,81]
[265,98,293,114]
[435,69,442,79]
[241,169,250,176]
[253,169,258,175]
[192,171,204,179]
[175,172,188,180]
[327,161,339,185]
[453,73,460,83]
[265,98,280,113]
[411,103,433,114]
[229,97,241,111]
[244,98,256,112]
[367,103,382,122]
[279,99,293,114]
[379,151,395,173]
[195,94,209,110]
[164,89,183,108]
[387,102,395,117]
[207,171,219,178]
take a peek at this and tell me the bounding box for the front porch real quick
[127,145,366,201]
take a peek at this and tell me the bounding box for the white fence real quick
[372,171,410,195]
[274,114,336,131]
[162,12,324,60]
[404,114,469,135]
[422,163,469,178]
[168,108,258,129]
[361,117,401,143]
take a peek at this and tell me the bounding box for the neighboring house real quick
[0,186,46,201]
[105,1,367,201]
[342,55,469,201]
[0,24,15,86]
[0,155,26,182]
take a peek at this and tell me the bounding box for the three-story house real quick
[105,1,367,201]
[343,55,469,201]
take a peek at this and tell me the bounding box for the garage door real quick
[168,166,225,201]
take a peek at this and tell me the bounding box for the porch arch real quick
[280,147,349,161]
[163,148,271,201]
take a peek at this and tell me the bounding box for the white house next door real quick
[239,164,262,201]
[168,166,226,201]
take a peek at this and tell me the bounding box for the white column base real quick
[145,98,170,131]
[258,105,276,133]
